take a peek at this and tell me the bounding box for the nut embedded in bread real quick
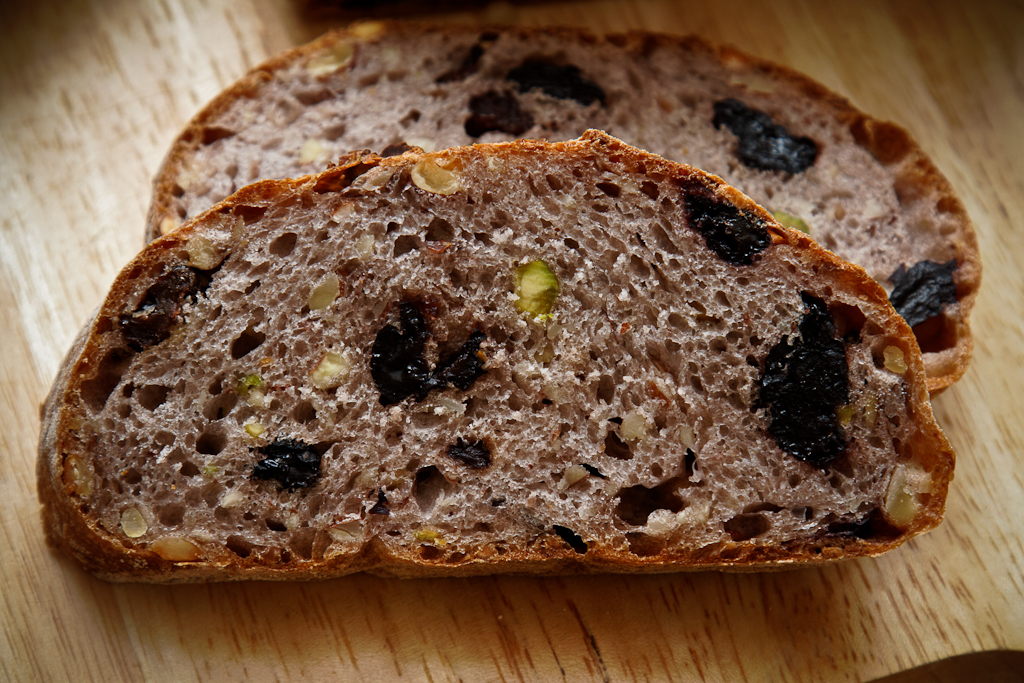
[40,132,954,582]
[145,21,980,393]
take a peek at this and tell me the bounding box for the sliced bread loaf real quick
[41,132,954,581]
[146,21,980,394]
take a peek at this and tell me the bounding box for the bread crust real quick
[46,132,954,582]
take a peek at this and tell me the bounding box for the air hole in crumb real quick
[604,431,632,460]
[640,181,659,201]
[203,391,238,421]
[269,232,298,257]
[393,234,420,257]
[226,536,254,558]
[196,428,227,455]
[596,182,621,198]
[724,513,771,541]
[597,375,615,403]
[627,532,665,556]
[400,109,421,126]
[614,478,686,525]
[553,525,588,554]
[289,529,316,560]
[293,400,317,424]
[201,481,222,507]
[266,518,287,532]
[307,494,324,516]
[420,545,443,561]
[425,216,456,242]
[80,348,132,413]
[157,504,186,526]
[385,429,404,447]
[179,460,201,477]
[201,126,235,145]
[231,327,266,359]
[414,466,449,512]
[121,468,142,485]
[788,474,802,487]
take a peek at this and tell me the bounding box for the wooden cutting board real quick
[2,0,1022,680]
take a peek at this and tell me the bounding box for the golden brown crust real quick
[46,132,954,582]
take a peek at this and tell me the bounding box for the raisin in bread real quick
[41,132,954,582]
[146,21,980,394]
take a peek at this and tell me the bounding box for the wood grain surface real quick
[2,0,1022,681]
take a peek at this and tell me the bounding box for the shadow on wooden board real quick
[92,561,1015,681]
[871,651,1024,683]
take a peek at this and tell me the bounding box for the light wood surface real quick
[2,1,1022,681]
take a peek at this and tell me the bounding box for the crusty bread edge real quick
[44,131,954,582]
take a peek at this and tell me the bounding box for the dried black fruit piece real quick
[713,99,818,174]
[370,303,432,406]
[682,181,771,265]
[464,90,535,137]
[888,259,958,328]
[419,331,487,399]
[553,525,588,554]
[759,293,850,468]
[371,302,488,405]
[251,438,322,490]
[507,61,605,106]
[446,438,491,469]
[369,489,390,515]
[119,264,211,351]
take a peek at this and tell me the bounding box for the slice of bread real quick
[146,21,980,394]
[40,132,954,582]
